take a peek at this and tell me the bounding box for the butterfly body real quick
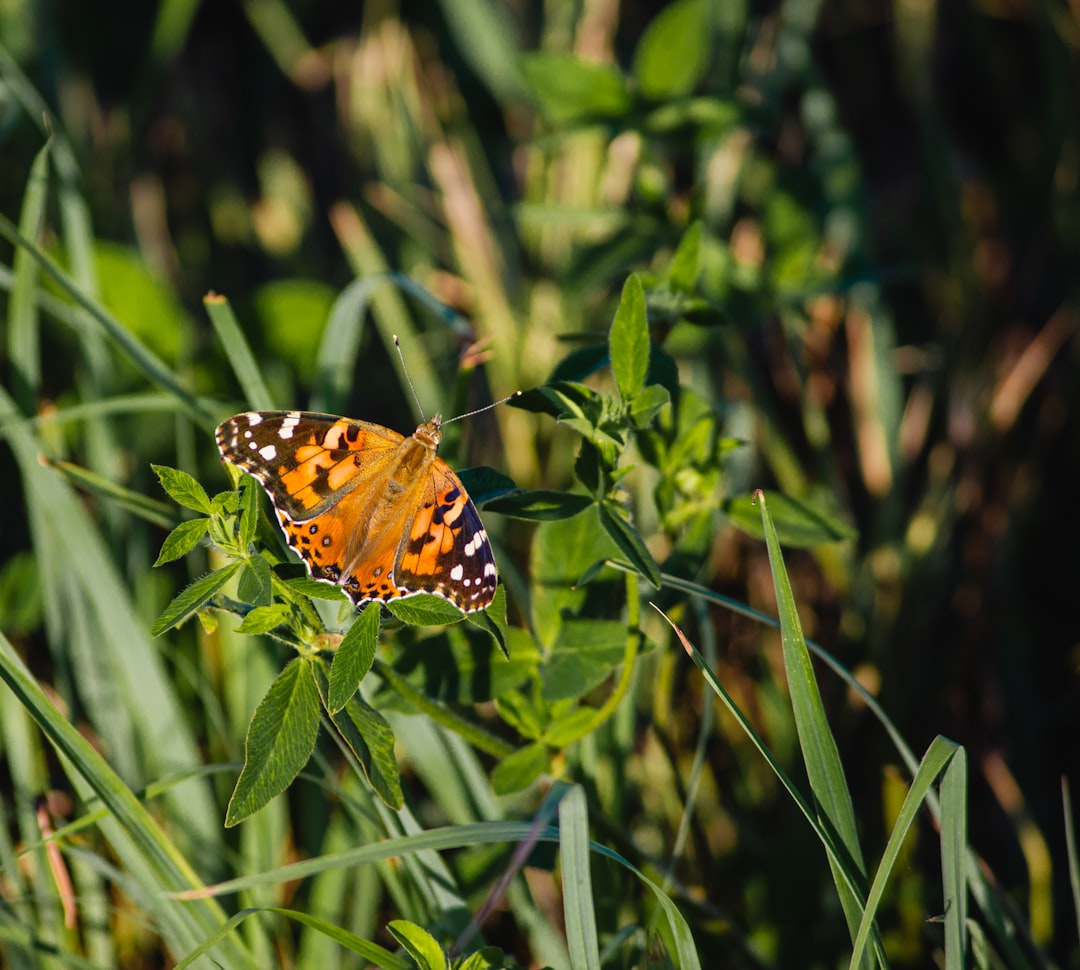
[216,410,497,612]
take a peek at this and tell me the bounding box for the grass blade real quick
[849,737,962,969]
[939,744,968,969]
[757,491,875,959]
[560,785,601,970]
[204,293,276,410]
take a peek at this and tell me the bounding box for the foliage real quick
[1,2,1079,969]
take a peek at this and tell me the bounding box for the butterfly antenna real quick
[393,335,428,420]
[443,391,523,426]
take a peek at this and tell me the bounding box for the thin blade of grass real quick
[939,743,968,969]
[308,276,377,414]
[204,293,276,411]
[849,736,961,969]
[757,490,875,962]
[560,785,601,970]
[8,138,49,409]
[0,391,217,431]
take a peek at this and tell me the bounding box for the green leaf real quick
[628,384,670,429]
[939,744,969,970]
[597,501,661,589]
[520,53,631,124]
[237,553,273,607]
[543,706,600,748]
[496,687,548,740]
[535,381,601,420]
[483,489,593,520]
[283,576,347,601]
[387,594,466,627]
[464,584,509,658]
[387,921,448,970]
[608,275,650,403]
[531,508,621,648]
[225,658,321,826]
[633,0,712,101]
[8,140,49,404]
[235,604,291,635]
[152,562,242,636]
[724,490,858,547]
[457,466,519,504]
[667,221,703,292]
[238,475,262,547]
[542,620,628,702]
[492,741,551,795]
[153,517,209,566]
[549,343,609,383]
[328,691,404,810]
[456,951,506,970]
[328,603,380,713]
[152,464,213,514]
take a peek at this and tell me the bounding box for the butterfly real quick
[215,411,498,612]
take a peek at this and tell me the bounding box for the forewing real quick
[216,411,402,520]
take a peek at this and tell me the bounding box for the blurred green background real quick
[1,0,1079,967]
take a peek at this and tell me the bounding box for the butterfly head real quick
[414,414,443,449]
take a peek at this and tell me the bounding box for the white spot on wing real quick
[258,444,277,460]
[278,412,302,440]
[450,564,464,581]
[246,413,264,426]
[463,530,488,557]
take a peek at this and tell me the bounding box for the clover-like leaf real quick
[153,517,208,566]
[225,657,321,826]
[152,463,212,514]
